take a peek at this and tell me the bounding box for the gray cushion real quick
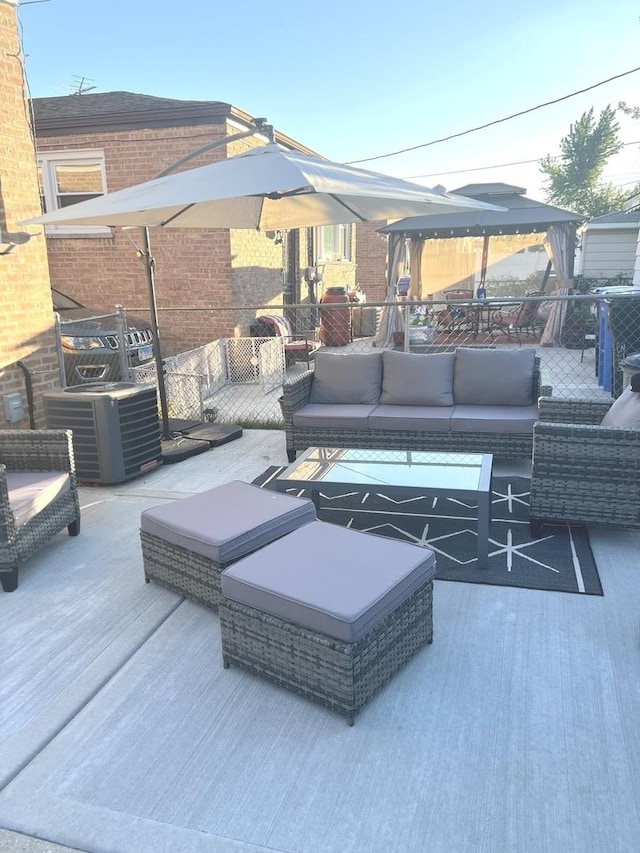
[292,403,377,430]
[453,347,535,406]
[6,472,71,527]
[140,480,316,564]
[309,351,382,404]
[221,520,436,642]
[450,404,539,434]
[380,350,454,406]
[368,405,452,432]
[601,385,640,427]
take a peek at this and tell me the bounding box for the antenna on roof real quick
[68,76,96,95]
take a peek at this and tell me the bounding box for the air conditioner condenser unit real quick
[43,382,162,484]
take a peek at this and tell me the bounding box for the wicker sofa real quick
[530,391,640,531]
[281,347,544,463]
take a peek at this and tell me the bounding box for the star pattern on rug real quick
[491,482,530,514]
[266,471,600,595]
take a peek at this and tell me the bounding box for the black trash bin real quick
[605,295,640,396]
[620,352,640,390]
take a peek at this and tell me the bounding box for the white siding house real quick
[576,208,640,279]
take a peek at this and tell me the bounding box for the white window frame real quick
[37,149,110,237]
[315,223,352,262]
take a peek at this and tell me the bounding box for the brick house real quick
[0,0,60,429]
[32,92,389,357]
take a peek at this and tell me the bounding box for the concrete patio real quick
[1,428,639,853]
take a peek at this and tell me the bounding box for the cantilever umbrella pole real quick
[139,228,171,440]
[143,119,274,440]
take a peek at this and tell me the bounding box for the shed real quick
[575,208,640,280]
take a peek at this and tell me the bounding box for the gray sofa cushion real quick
[380,350,454,406]
[309,351,382,404]
[141,480,316,564]
[368,405,452,432]
[601,385,640,427]
[221,520,436,642]
[453,347,535,406]
[450,404,539,434]
[292,404,377,430]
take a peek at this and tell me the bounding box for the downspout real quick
[16,361,37,429]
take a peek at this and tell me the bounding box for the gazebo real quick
[379,183,584,298]
[374,183,585,348]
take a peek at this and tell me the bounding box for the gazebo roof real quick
[379,183,584,238]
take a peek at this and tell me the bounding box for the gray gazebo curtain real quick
[540,223,574,347]
[373,233,407,348]
[409,239,424,299]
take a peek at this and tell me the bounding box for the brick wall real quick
[39,123,240,356]
[0,0,60,429]
[354,221,389,301]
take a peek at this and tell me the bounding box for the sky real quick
[17,0,640,204]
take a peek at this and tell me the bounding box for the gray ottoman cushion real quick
[221,520,436,642]
[141,480,316,564]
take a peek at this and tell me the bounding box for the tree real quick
[540,106,629,217]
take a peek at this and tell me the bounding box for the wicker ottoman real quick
[140,480,316,609]
[219,521,436,725]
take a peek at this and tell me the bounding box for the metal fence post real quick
[53,312,67,388]
[115,305,130,381]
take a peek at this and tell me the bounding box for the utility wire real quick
[403,140,640,180]
[347,66,640,165]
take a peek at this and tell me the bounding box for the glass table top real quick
[279,448,492,492]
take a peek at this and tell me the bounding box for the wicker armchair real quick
[0,429,81,592]
[530,397,640,533]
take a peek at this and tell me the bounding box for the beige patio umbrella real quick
[25,140,504,435]
[25,143,503,231]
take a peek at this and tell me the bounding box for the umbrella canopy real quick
[24,144,504,231]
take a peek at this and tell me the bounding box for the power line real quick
[405,157,541,179]
[403,140,640,180]
[347,66,640,165]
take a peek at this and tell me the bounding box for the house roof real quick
[32,91,239,134]
[31,91,319,155]
[379,183,584,238]
[586,208,640,226]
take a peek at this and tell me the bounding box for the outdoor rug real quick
[253,467,602,596]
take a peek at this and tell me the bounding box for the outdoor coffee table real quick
[274,447,493,568]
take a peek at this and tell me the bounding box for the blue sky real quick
[18,0,640,201]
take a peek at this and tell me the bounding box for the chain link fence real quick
[55,291,640,428]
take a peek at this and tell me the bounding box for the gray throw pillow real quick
[601,385,640,427]
[380,350,454,406]
[453,347,535,406]
[309,352,383,404]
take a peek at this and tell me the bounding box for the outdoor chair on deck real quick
[488,291,543,344]
[529,384,640,533]
[251,314,320,368]
[0,429,81,592]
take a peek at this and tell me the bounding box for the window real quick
[37,150,109,236]
[315,224,352,262]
